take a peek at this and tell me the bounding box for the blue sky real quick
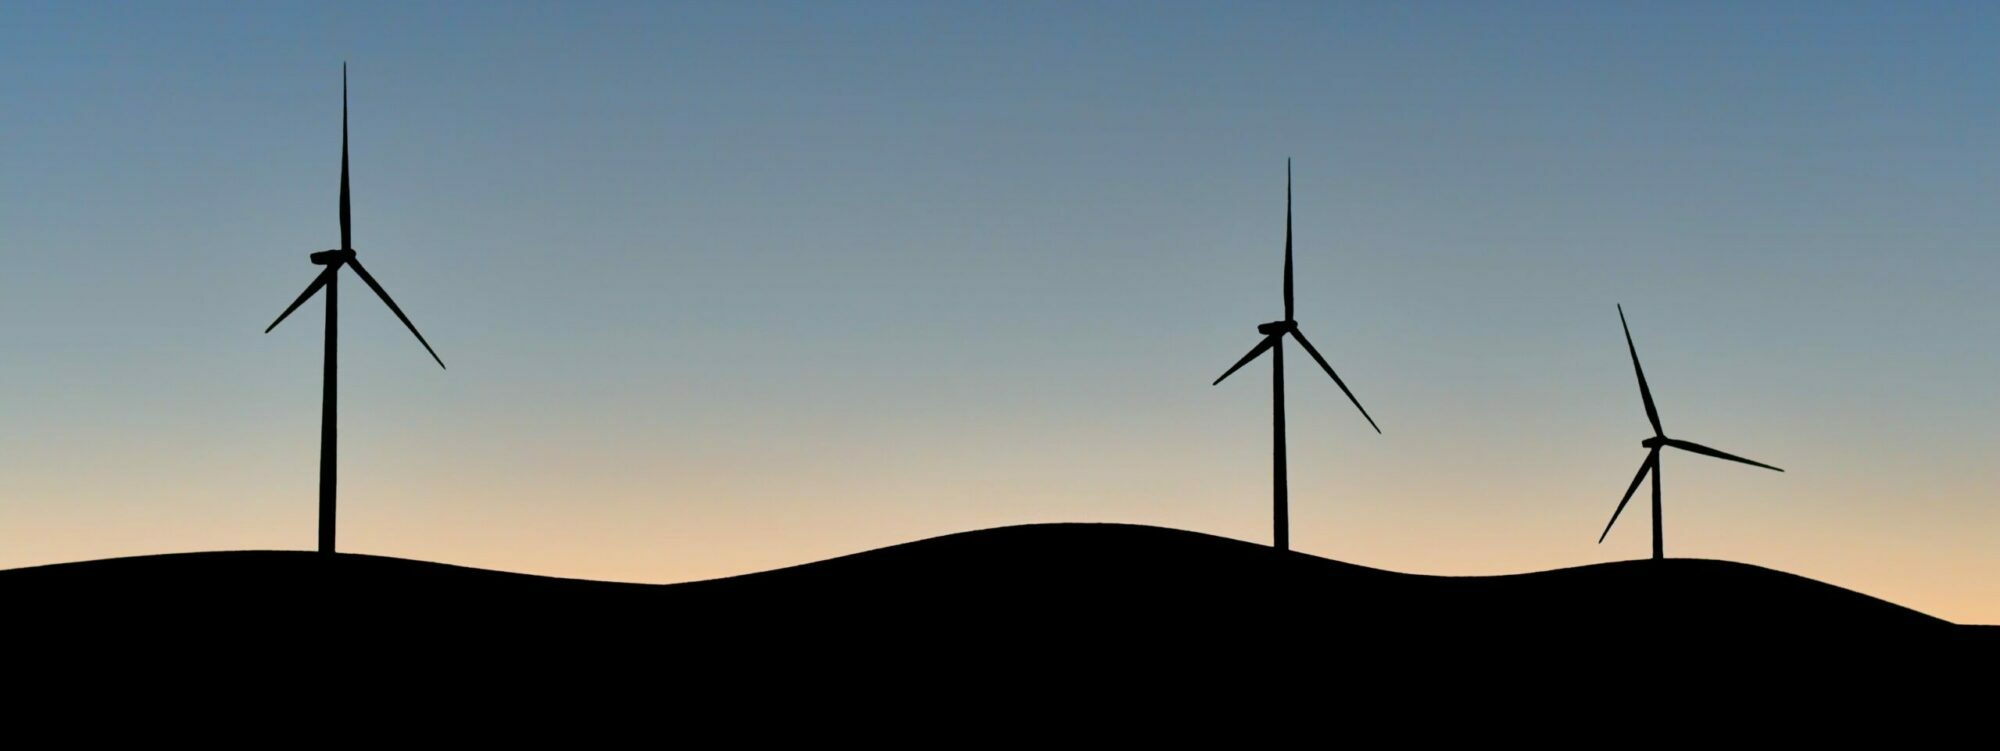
[3,2,1996,621]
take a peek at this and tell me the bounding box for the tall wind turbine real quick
[265,65,446,554]
[1598,304,1781,560]
[1212,160,1379,552]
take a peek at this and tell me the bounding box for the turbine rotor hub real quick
[1257,320,1297,335]
[1642,436,1667,449]
[311,249,357,265]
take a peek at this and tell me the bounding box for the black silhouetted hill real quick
[3,524,1986,674]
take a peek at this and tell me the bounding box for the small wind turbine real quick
[1212,160,1380,552]
[265,64,446,554]
[1598,304,1781,560]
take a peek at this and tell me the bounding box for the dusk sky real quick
[4,1,1995,622]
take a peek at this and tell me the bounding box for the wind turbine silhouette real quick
[264,65,446,554]
[1598,304,1781,560]
[1212,160,1379,552]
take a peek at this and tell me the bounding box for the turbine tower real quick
[265,65,446,554]
[1598,304,1781,559]
[1212,160,1379,552]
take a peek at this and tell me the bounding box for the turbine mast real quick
[1651,452,1663,560]
[1272,336,1288,551]
[321,262,338,553]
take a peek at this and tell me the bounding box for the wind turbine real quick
[264,64,446,554]
[1598,304,1781,560]
[1212,160,1379,552]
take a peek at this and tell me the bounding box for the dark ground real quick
[3,523,1988,701]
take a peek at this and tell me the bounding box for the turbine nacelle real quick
[1641,436,1667,449]
[1257,320,1297,335]
[310,249,357,265]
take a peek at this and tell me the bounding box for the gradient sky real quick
[4,1,1996,622]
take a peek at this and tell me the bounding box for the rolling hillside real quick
[2,523,1982,669]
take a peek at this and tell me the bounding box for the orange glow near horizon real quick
[4,413,1993,624]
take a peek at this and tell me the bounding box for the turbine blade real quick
[340,63,352,251]
[1212,335,1277,386]
[1598,452,1657,543]
[347,258,446,369]
[1664,438,1783,472]
[1283,158,1294,322]
[264,267,333,333]
[1619,304,1663,437]
[1290,328,1380,433]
